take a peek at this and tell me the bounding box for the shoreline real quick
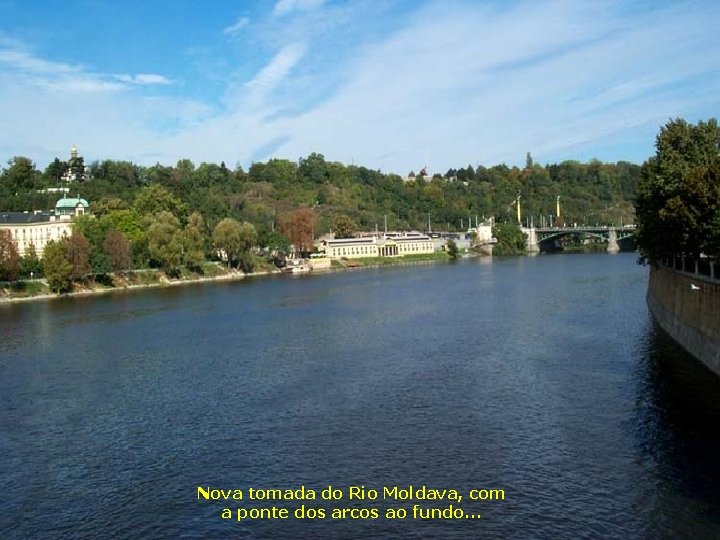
[0,254,457,306]
[0,268,284,305]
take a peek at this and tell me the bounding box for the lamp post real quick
[516,192,521,225]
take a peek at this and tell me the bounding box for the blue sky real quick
[1,0,719,175]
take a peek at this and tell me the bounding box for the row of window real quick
[332,245,377,256]
[11,227,63,239]
[329,241,433,257]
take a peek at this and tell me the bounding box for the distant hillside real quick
[1,153,639,236]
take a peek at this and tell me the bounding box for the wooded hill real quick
[1,153,639,237]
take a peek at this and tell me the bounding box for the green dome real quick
[55,197,89,209]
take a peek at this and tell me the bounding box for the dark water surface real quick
[3,253,720,539]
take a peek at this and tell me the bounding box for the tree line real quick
[1,150,646,288]
[2,151,640,237]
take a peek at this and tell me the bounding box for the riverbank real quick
[0,252,456,305]
[647,264,720,375]
[0,265,283,305]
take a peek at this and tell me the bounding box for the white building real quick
[0,197,89,257]
[318,232,435,259]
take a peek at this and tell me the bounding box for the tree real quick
[183,212,207,270]
[447,238,459,259]
[636,118,720,261]
[73,215,111,274]
[43,239,73,293]
[103,229,132,271]
[19,243,43,279]
[44,158,68,184]
[237,222,258,272]
[147,211,183,275]
[0,230,20,281]
[333,215,356,239]
[279,208,315,256]
[492,223,527,255]
[262,231,291,253]
[3,156,39,191]
[93,197,129,217]
[133,184,188,222]
[212,218,256,268]
[105,209,148,268]
[67,230,91,280]
[298,152,329,184]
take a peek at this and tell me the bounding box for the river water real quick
[2,253,720,539]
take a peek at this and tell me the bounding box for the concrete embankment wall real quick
[647,265,720,375]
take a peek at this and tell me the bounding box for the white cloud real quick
[272,0,325,17]
[265,1,720,172]
[245,42,307,93]
[0,48,82,75]
[0,43,172,94]
[223,16,250,36]
[1,1,719,174]
[115,73,172,85]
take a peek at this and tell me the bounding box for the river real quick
[2,253,720,539]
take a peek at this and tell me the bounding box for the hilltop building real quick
[61,145,88,182]
[0,197,89,257]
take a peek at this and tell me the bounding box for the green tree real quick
[147,211,183,275]
[333,215,356,239]
[492,223,527,255]
[19,243,43,279]
[2,156,40,191]
[183,212,207,270]
[43,239,73,293]
[104,209,148,267]
[262,230,291,253]
[73,215,111,274]
[298,152,329,184]
[447,238,459,259]
[636,118,720,261]
[133,184,188,222]
[44,158,67,184]
[92,197,129,217]
[0,230,20,281]
[212,218,257,269]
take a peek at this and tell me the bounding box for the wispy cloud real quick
[245,42,307,93]
[223,16,250,36]
[1,1,719,173]
[0,43,172,93]
[272,0,325,17]
[0,48,82,75]
[267,1,720,171]
[115,73,172,85]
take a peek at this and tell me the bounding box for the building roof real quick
[55,197,89,208]
[0,211,53,224]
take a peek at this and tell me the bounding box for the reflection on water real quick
[634,320,720,537]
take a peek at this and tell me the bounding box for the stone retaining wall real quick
[647,264,720,375]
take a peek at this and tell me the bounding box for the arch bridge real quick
[521,225,636,253]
